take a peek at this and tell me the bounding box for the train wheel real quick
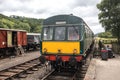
[5,50,9,56]
[14,48,20,56]
[81,59,86,65]
[5,49,12,56]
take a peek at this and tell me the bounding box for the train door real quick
[12,31,17,46]
[7,31,12,47]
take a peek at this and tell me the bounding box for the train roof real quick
[0,28,26,32]
[43,14,83,25]
[43,14,94,34]
[27,33,41,36]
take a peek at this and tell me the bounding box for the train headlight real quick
[73,49,77,54]
[43,48,47,53]
[58,49,61,53]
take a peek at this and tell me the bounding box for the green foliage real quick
[97,0,120,43]
[1,18,15,29]
[98,32,113,38]
[0,14,43,33]
[14,22,30,32]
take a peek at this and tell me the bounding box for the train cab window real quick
[43,27,53,40]
[54,27,65,40]
[68,26,79,40]
[27,35,34,42]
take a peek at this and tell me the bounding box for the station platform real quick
[0,51,40,71]
[84,54,120,80]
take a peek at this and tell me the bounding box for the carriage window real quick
[55,27,65,40]
[43,27,53,40]
[68,27,79,40]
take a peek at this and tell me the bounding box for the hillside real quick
[0,14,43,33]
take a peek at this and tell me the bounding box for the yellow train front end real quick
[42,42,80,55]
[42,41,82,62]
[41,41,83,70]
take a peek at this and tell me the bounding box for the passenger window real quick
[68,27,79,40]
[54,27,65,40]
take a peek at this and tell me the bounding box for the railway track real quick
[41,63,90,80]
[41,69,76,80]
[0,57,42,80]
[0,52,92,80]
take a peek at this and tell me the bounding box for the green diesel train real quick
[40,14,94,70]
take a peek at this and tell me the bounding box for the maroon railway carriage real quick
[0,28,27,57]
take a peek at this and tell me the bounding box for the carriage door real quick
[7,31,12,47]
[12,31,17,46]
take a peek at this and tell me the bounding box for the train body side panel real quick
[22,32,27,46]
[17,32,22,46]
[17,31,27,46]
[0,30,7,48]
[42,41,80,55]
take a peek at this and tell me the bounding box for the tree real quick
[97,0,120,43]
[98,32,113,38]
[1,18,14,29]
[34,25,42,33]
[0,14,43,33]
[14,22,30,32]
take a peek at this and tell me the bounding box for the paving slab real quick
[84,54,120,80]
[84,59,96,80]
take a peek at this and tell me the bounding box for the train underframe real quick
[40,53,89,71]
[52,57,83,71]
[0,46,25,57]
[26,44,40,51]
